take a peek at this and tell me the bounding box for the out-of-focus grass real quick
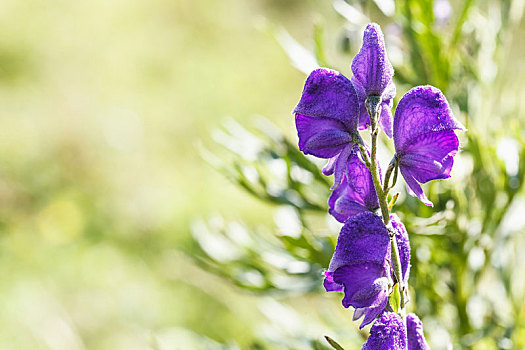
[0,0,341,348]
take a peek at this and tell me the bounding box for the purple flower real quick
[393,85,465,206]
[407,313,431,350]
[362,312,407,350]
[324,213,412,328]
[324,212,391,328]
[328,147,379,222]
[351,23,396,137]
[294,68,360,187]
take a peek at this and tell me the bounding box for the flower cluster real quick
[293,23,464,349]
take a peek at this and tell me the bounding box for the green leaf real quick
[325,336,345,350]
[389,283,401,313]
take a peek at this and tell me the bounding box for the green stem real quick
[364,96,407,317]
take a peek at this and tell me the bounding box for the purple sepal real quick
[324,212,391,328]
[393,85,465,206]
[362,312,407,350]
[323,271,343,292]
[328,149,380,222]
[334,262,389,309]
[391,214,411,284]
[294,68,359,132]
[327,212,390,271]
[407,313,430,350]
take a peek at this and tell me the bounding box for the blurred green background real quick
[0,0,336,349]
[1,0,525,349]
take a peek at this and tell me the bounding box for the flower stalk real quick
[364,96,406,318]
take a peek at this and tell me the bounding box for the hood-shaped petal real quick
[407,313,430,350]
[393,85,464,152]
[351,23,394,97]
[393,85,465,205]
[327,212,390,272]
[328,149,380,222]
[362,312,407,350]
[294,68,359,132]
[391,214,411,284]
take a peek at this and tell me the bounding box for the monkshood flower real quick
[393,85,466,206]
[328,147,379,222]
[324,212,411,328]
[407,313,431,350]
[361,312,430,350]
[294,68,360,188]
[323,212,390,328]
[351,23,395,137]
[362,312,407,350]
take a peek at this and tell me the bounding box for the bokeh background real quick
[1,0,525,349]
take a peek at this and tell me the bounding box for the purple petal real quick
[400,131,459,182]
[362,312,407,350]
[351,23,394,97]
[393,85,465,152]
[407,313,430,350]
[327,212,390,273]
[328,151,380,222]
[295,114,350,158]
[391,214,411,283]
[332,145,353,189]
[333,262,389,309]
[294,68,359,132]
[400,166,433,206]
[379,101,394,138]
[359,298,388,329]
[323,271,343,292]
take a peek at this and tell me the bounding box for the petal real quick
[334,262,389,309]
[294,68,359,131]
[323,271,344,292]
[295,114,350,158]
[332,145,353,189]
[358,102,371,130]
[327,212,391,272]
[400,166,433,206]
[351,23,394,97]
[394,85,465,152]
[359,298,388,329]
[400,131,459,182]
[407,313,430,350]
[362,312,407,350]
[328,151,379,222]
[379,101,393,138]
[391,214,411,283]
[353,308,367,321]
[322,156,338,176]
